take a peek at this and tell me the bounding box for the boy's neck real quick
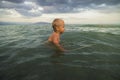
[54,31,61,35]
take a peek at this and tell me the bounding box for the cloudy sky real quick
[0,0,120,24]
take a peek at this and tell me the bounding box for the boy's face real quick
[58,24,65,34]
[55,21,64,34]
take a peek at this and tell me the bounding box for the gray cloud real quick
[34,0,120,13]
[0,1,30,10]
[15,8,42,17]
[35,0,120,7]
[0,0,120,17]
[1,0,24,3]
[0,0,43,17]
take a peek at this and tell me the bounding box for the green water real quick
[0,24,120,80]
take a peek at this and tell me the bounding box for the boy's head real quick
[52,18,65,34]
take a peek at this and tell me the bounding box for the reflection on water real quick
[51,50,65,58]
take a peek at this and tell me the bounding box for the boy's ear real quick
[56,27,59,31]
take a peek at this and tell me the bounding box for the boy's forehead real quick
[54,19,64,22]
[53,20,64,24]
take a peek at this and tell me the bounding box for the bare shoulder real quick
[48,33,59,42]
[48,33,54,42]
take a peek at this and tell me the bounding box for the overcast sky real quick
[0,0,120,24]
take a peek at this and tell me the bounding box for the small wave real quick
[66,27,120,35]
[16,55,49,64]
[61,63,120,70]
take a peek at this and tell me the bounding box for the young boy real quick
[47,18,65,52]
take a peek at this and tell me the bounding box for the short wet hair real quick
[52,18,64,32]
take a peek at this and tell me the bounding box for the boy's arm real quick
[54,42,65,52]
[53,37,65,52]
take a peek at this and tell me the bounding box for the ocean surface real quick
[0,24,120,80]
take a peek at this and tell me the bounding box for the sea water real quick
[0,24,120,80]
